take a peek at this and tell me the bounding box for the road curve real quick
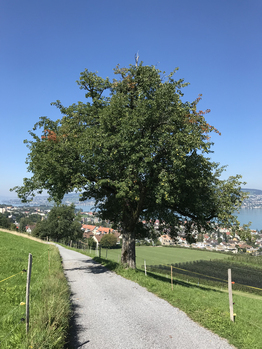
[56,245,235,349]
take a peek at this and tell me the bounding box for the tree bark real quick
[121,230,136,269]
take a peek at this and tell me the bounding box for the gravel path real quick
[57,245,235,349]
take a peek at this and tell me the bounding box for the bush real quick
[100,234,117,249]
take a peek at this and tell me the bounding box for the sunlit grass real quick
[69,244,228,267]
[0,231,70,348]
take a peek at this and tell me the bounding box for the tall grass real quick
[0,231,70,348]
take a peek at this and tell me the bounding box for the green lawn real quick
[0,231,70,348]
[91,245,228,267]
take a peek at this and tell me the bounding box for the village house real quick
[159,234,174,246]
[82,224,97,235]
[26,225,36,234]
[82,224,121,248]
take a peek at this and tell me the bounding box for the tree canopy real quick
[12,62,246,268]
[33,204,82,242]
[0,213,13,230]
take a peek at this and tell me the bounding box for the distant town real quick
[1,189,262,255]
[1,188,262,209]
[241,189,262,209]
[0,192,94,207]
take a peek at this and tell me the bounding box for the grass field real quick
[0,231,70,348]
[82,245,228,267]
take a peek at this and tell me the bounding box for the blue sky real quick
[1,0,261,197]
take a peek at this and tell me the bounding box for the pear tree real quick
[13,62,245,268]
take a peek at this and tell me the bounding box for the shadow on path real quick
[63,258,111,275]
[63,259,111,348]
[65,292,90,349]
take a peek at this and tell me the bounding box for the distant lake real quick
[235,208,262,231]
[75,203,95,212]
[76,204,262,231]
[3,200,260,231]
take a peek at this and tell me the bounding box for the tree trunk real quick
[121,230,136,269]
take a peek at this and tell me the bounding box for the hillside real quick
[242,188,262,195]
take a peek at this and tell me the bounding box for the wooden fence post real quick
[144,260,147,276]
[171,266,173,290]
[48,246,50,273]
[228,268,234,322]
[26,253,32,334]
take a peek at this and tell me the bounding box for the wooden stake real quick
[144,260,147,276]
[26,253,32,334]
[48,246,50,273]
[171,266,173,290]
[228,268,234,322]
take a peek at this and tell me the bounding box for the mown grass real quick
[65,243,262,349]
[73,244,228,266]
[0,231,70,349]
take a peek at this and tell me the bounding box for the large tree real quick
[13,62,245,268]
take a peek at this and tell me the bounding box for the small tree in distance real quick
[100,233,117,249]
[12,62,246,268]
[33,204,82,242]
[87,236,96,249]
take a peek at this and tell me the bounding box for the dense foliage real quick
[13,62,245,268]
[0,213,13,230]
[100,233,117,249]
[33,204,82,242]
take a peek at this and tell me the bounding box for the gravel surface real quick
[57,245,235,349]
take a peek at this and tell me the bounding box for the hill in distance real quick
[241,188,262,195]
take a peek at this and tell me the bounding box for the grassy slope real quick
[0,231,70,349]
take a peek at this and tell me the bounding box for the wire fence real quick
[0,249,50,347]
[39,236,262,327]
[143,260,262,295]
[47,236,262,296]
[0,271,27,346]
